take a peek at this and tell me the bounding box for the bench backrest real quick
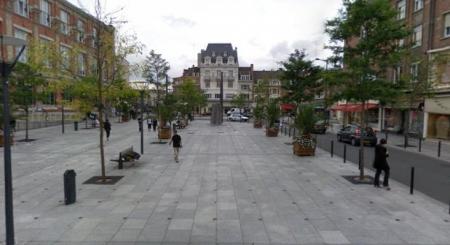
[120,147,133,156]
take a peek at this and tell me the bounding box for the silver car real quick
[227,113,249,122]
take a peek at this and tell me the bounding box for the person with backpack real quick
[169,130,182,163]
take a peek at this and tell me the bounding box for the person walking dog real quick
[169,130,182,163]
[104,119,111,141]
[373,138,390,190]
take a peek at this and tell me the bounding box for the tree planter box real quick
[293,142,315,156]
[254,120,263,128]
[0,135,14,147]
[293,135,316,156]
[159,127,172,139]
[266,127,279,137]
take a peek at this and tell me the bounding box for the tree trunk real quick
[25,107,29,141]
[359,100,366,180]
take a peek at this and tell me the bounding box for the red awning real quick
[331,103,378,112]
[281,103,296,111]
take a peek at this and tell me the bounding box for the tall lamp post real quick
[1,35,27,245]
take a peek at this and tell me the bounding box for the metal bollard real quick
[385,130,388,141]
[64,170,76,205]
[343,144,347,163]
[289,127,291,137]
[74,121,78,131]
[293,128,296,138]
[331,140,334,158]
[404,135,407,149]
[418,137,422,152]
[358,148,362,170]
[438,141,441,158]
[410,167,415,195]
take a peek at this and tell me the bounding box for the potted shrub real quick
[253,105,263,128]
[293,105,317,156]
[265,100,281,137]
[158,104,174,139]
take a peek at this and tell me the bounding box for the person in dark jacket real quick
[152,118,158,131]
[169,130,182,163]
[373,138,390,190]
[104,119,111,141]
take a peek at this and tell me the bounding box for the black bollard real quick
[418,137,422,152]
[331,140,334,158]
[293,128,296,138]
[358,148,362,170]
[385,130,388,141]
[404,134,407,149]
[410,167,415,195]
[343,144,347,163]
[289,127,291,137]
[438,141,441,158]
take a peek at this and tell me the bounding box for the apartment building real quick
[0,0,113,105]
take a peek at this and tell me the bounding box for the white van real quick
[227,108,242,115]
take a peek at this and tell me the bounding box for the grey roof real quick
[200,43,238,64]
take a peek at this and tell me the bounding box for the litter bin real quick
[74,121,78,131]
[64,170,76,205]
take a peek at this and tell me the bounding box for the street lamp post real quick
[1,35,27,245]
[140,90,144,154]
[315,58,330,121]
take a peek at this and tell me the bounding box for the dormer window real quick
[228,56,234,64]
[216,56,223,64]
[204,56,211,64]
[224,51,227,56]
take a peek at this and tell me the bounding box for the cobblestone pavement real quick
[0,119,449,244]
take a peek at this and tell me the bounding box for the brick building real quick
[0,0,113,105]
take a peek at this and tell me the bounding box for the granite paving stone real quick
[0,119,449,244]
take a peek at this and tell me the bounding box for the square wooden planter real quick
[0,135,14,147]
[293,142,315,156]
[266,127,279,137]
[158,127,172,139]
[254,120,263,128]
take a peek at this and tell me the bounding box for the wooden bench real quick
[110,146,140,169]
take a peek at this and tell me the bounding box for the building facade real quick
[1,0,112,105]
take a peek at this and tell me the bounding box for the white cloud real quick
[69,0,342,77]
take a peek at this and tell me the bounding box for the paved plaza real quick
[0,119,450,244]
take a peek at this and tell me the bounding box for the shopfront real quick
[425,96,450,140]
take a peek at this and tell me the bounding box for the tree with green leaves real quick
[9,63,46,141]
[280,49,322,105]
[174,79,206,120]
[142,50,170,125]
[231,93,247,109]
[325,0,409,179]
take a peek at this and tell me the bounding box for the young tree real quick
[9,63,46,141]
[142,50,170,125]
[280,49,322,104]
[231,94,246,109]
[83,0,143,180]
[174,79,206,119]
[325,0,409,180]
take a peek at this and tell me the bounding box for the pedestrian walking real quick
[104,119,111,141]
[152,118,158,131]
[147,119,152,131]
[169,130,182,163]
[373,138,390,190]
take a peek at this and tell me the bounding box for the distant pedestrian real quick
[373,138,390,190]
[147,119,152,131]
[152,119,158,131]
[104,119,111,141]
[169,130,182,163]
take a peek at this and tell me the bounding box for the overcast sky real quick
[68,0,343,78]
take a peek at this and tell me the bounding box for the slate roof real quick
[200,43,238,64]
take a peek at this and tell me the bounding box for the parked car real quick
[227,113,249,122]
[227,108,243,115]
[312,120,328,134]
[337,124,377,146]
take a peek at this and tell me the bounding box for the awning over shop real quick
[281,103,296,111]
[331,103,378,112]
